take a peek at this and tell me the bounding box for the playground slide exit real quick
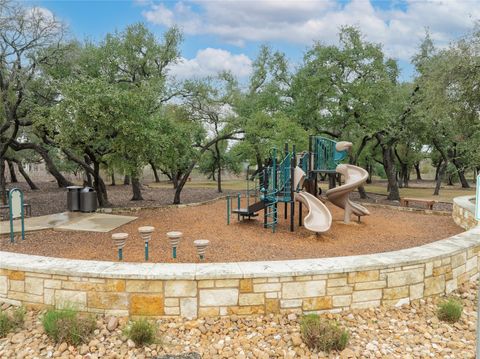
[293,166,332,233]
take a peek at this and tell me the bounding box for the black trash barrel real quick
[80,187,98,213]
[66,186,83,211]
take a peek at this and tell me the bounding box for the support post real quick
[226,195,230,225]
[290,144,296,232]
[237,193,241,221]
[299,202,303,227]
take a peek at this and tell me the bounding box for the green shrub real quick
[123,318,158,346]
[300,314,349,352]
[42,308,96,345]
[437,298,463,323]
[0,307,26,337]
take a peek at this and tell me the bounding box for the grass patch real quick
[300,314,349,352]
[123,318,158,346]
[42,308,96,345]
[0,307,25,337]
[437,298,463,323]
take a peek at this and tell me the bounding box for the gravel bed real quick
[351,192,453,212]
[0,281,477,358]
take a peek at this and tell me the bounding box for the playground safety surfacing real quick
[0,212,137,234]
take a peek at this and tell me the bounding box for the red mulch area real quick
[0,198,462,263]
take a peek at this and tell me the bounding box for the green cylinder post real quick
[145,242,149,261]
[226,195,230,225]
[237,193,241,221]
[172,247,177,259]
[118,248,123,261]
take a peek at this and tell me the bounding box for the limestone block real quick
[351,300,380,309]
[44,279,61,289]
[383,286,409,300]
[348,270,379,284]
[280,299,302,308]
[180,298,197,318]
[327,278,347,287]
[282,280,326,299]
[198,280,214,288]
[9,280,25,292]
[8,271,25,281]
[409,283,424,300]
[239,293,265,306]
[227,305,264,315]
[253,283,281,293]
[302,297,332,310]
[265,298,280,313]
[424,275,445,296]
[451,252,466,268]
[25,277,43,296]
[125,280,163,293]
[165,281,197,297]
[130,294,164,316]
[352,289,382,303]
[0,276,7,295]
[387,268,424,287]
[199,288,238,306]
[215,279,239,288]
[332,295,352,307]
[466,256,478,272]
[55,290,87,310]
[164,298,179,307]
[88,292,129,310]
[354,280,386,291]
[198,307,219,317]
[239,279,253,293]
[44,288,55,305]
[164,307,180,315]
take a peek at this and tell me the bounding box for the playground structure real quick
[227,135,370,233]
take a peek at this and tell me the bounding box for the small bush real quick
[42,308,96,345]
[124,318,157,346]
[0,307,26,337]
[437,298,463,323]
[300,314,349,352]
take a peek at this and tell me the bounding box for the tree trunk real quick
[447,174,454,186]
[123,175,130,186]
[16,162,38,190]
[214,143,222,193]
[455,167,470,188]
[39,148,72,187]
[358,185,368,199]
[434,160,442,181]
[0,160,6,205]
[111,172,116,186]
[414,162,422,181]
[150,162,160,183]
[92,161,110,207]
[7,160,18,183]
[366,163,373,184]
[434,161,447,195]
[131,176,144,201]
[84,171,93,187]
[381,145,400,201]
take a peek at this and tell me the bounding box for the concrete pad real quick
[0,212,137,234]
[54,213,137,233]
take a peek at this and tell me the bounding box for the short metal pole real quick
[118,248,123,261]
[226,195,230,225]
[237,193,241,221]
[299,202,303,227]
[145,242,149,261]
[172,247,177,259]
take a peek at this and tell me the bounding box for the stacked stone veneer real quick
[453,196,478,230]
[0,199,479,318]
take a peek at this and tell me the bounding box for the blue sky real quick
[30,0,480,82]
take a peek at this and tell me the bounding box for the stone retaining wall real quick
[1,198,479,318]
[453,196,478,230]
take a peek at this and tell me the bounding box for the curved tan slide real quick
[326,164,370,223]
[293,166,332,233]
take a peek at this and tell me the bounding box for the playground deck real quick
[0,199,461,263]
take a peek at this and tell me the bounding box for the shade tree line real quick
[1,0,479,206]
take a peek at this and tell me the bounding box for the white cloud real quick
[169,48,252,80]
[141,0,480,60]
